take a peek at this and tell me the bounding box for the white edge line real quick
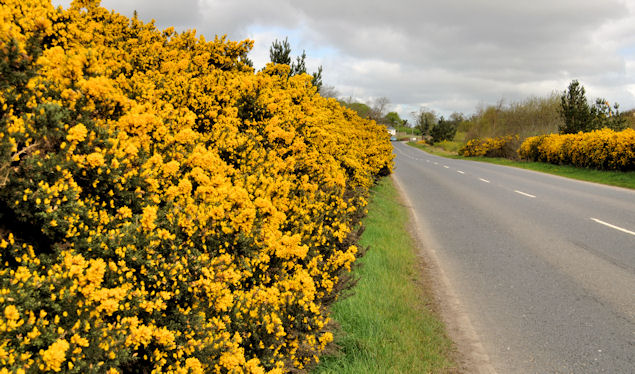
[591,218,635,236]
[514,190,536,198]
[479,178,490,183]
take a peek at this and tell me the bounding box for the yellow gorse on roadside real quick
[0,0,393,373]
[459,135,519,158]
[519,128,635,170]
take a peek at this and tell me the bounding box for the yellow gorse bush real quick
[459,135,520,159]
[519,129,635,170]
[0,1,393,373]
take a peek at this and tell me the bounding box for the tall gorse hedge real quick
[519,129,635,170]
[0,1,393,373]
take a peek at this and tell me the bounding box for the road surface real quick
[392,142,635,373]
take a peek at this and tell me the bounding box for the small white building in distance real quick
[387,127,397,136]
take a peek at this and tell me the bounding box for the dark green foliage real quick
[559,80,627,134]
[559,80,592,134]
[340,101,372,119]
[292,50,307,75]
[430,116,457,144]
[383,112,403,127]
[268,38,323,90]
[269,37,292,66]
[414,109,437,137]
[590,98,627,131]
[311,65,323,90]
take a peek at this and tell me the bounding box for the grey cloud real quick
[51,0,635,116]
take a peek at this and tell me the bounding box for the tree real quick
[268,38,323,90]
[414,108,437,136]
[369,97,390,122]
[430,116,457,144]
[590,98,627,131]
[559,80,628,133]
[449,112,464,123]
[383,111,403,127]
[291,50,306,75]
[311,65,323,90]
[559,80,592,134]
[624,108,635,129]
[319,85,338,98]
[269,37,292,66]
[339,99,372,118]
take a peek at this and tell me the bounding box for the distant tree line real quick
[460,79,631,142]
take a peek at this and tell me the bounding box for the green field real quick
[314,178,458,373]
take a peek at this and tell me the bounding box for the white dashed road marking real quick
[479,178,490,183]
[514,190,536,198]
[457,170,465,174]
[591,218,635,237]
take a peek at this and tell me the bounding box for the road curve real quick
[392,142,635,374]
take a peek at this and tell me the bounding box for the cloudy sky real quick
[52,0,635,120]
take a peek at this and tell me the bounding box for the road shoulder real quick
[391,174,497,374]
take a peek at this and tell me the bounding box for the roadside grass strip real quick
[314,178,458,374]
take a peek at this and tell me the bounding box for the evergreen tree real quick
[590,98,627,131]
[268,38,323,90]
[559,80,592,134]
[269,37,292,65]
[430,116,457,143]
[311,65,323,90]
[559,80,628,133]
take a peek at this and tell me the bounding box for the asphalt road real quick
[392,142,635,374]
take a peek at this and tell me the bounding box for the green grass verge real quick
[407,141,461,158]
[406,142,635,190]
[313,177,457,374]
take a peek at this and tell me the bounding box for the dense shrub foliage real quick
[459,135,520,159]
[519,129,635,170]
[429,117,458,144]
[0,1,393,373]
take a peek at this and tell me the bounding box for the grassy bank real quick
[407,142,635,190]
[314,178,458,373]
[407,141,462,158]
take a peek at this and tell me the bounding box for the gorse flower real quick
[66,123,88,143]
[0,0,392,372]
[460,135,520,158]
[3,305,19,321]
[519,129,635,170]
[40,339,69,372]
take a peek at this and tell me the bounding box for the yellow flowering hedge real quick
[518,128,635,170]
[459,135,520,159]
[0,1,393,373]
